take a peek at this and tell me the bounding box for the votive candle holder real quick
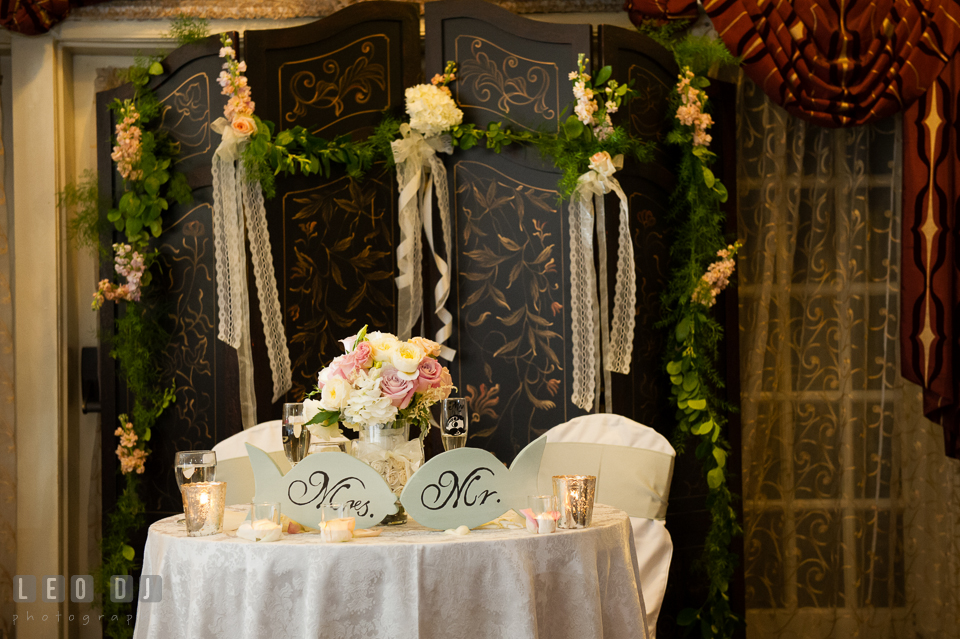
[553,475,597,529]
[181,481,226,537]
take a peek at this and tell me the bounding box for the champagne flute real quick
[282,403,311,467]
[441,398,469,451]
[175,450,216,523]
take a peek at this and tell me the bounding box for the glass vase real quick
[350,419,423,525]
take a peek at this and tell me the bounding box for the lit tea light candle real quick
[319,517,355,543]
[237,518,282,542]
[181,481,226,537]
[535,513,557,534]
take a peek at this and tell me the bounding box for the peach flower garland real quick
[114,416,147,474]
[304,327,454,437]
[217,34,257,138]
[675,67,714,148]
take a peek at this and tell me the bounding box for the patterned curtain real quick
[0,84,14,639]
[901,54,960,458]
[737,77,960,638]
[625,0,960,128]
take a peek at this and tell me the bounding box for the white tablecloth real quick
[134,504,647,639]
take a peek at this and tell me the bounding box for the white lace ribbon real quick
[391,124,455,360]
[212,118,293,406]
[568,154,637,411]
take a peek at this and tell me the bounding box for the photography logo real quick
[12,574,162,603]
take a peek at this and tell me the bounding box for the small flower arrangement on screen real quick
[304,326,454,440]
[404,61,463,138]
[92,243,153,310]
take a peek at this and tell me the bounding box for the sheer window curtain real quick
[736,77,960,638]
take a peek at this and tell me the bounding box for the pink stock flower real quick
[379,365,417,409]
[416,357,444,392]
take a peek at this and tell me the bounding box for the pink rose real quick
[416,357,444,392]
[318,355,351,387]
[379,365,417,409]
[352,341,373,368]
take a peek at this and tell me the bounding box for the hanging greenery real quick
[240,56,652,202]
[62,18,209,637]
[647,29,744,639]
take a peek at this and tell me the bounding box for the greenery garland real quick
[62,19,207,639]
[241,55,652,201]
[639,26,745,639]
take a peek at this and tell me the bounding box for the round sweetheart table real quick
[133,503,648,639]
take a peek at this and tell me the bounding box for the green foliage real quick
[658,59,742,639]
[94,472,144,639]
[166,13,209,46]
[637,18,693,50]
[93,38,185,639]
[59,169,107,254]
[242,115,400,199]
[673,36,739,77]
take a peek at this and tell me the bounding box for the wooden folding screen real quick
[424,1,593,461]
[97,35,242,525]
[244,3,420,418]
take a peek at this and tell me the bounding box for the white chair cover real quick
[538,414,675,638]
[212,420,349,505]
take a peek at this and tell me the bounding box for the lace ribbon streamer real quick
[391,124,456,360]
[567,155,637,411]
[212,117,293,408]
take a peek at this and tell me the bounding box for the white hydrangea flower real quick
[405,84,463,137]
[342,370,398,428]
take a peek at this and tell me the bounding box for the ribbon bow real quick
[391,124,456,360]
[567,153,637,411]
[211,124,292,428]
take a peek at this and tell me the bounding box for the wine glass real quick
[282,403,311,467]
[175,450,217,489]
[175,450,216,523]
[441,398,469,451]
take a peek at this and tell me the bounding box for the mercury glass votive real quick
[181,481,226,537]
[553,475,597,529]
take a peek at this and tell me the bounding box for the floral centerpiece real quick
[303,326,454,523]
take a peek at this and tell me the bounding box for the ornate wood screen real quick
[244,3,420,420]
[424,1,593,461]
[97,35,242,529]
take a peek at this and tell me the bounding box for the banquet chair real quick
[212,420,291,506]
[537,414,675,638]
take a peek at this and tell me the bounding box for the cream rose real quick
[410,336,442,358]
[367,332,400,363]
[391,342,425,378]
[589,151,621,179]
[231,115,257,137]
[319,377,351,412]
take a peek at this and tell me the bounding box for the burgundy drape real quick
[902,56,960,458]
[0,0,104,35]
[625,0,960,456]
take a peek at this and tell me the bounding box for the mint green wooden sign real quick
[246,443,398,529]
[399,435,547,530]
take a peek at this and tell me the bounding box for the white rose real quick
[319,377,351,412]
[367,332,400,363]
[391,342,425,379]
[303,398,323,422]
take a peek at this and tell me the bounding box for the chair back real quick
[213,420,291,506]
[539,414,675,638]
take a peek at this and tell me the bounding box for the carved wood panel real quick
[426,0,591,461]
[97,35,242,525]
[244,2,419,419]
